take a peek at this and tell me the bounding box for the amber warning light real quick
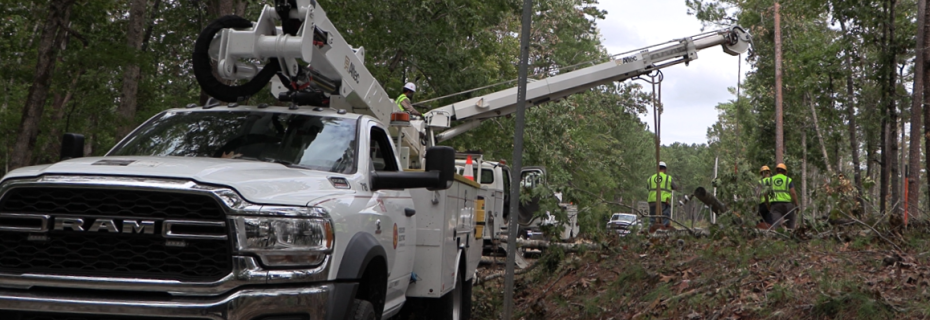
[390,112,411,127]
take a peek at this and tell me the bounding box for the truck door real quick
[368,125,414,305]
[518,167,546,225]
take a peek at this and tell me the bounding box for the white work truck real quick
[0,105,481,320]
[455,156,578,253]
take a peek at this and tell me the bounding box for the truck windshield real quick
[612,214,635,222]
[109,110,358,173]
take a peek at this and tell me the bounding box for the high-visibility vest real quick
[647,172,672,203]
[770,174,793,202]
[759,177,771,204]
[396,93,409,111]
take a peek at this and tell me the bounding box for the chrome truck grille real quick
[0,187,232,282]
[9,311,202,320]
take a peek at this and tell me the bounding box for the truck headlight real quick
[232,207,334,267]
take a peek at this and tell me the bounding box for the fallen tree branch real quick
[839,210,903,252]
[499,236,599,251]
[640,215,698,236]
[476,259,542,285]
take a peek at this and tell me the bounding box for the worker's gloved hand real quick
[711,178,719,188]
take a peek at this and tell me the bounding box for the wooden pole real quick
[774,1,785,164]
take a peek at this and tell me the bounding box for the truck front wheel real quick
[350,299,376,320]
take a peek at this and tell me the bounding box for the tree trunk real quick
[140,0,162,53]
[901,0,927,216]
[922,0,930,215]
[774,1,785,164]
[802,129,807,215]
[116,0,148,139]
[888,0,900,214]
[882,117,889,214]
[43,68,83,163]
[10,0,75,169]
[807,94,833,173]
[879,0,899,215]
[3,23,40,112]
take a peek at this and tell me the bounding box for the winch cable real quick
[634,70,664,224]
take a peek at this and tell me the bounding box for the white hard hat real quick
[659,161,667,168]
[403,82,416,92]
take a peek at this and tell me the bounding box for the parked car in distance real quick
[607,213,640,235]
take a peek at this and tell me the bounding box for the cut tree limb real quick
[499,236,599,251]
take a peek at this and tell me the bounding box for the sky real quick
[595,0,750,146]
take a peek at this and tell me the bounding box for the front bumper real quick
[0,284,336,320]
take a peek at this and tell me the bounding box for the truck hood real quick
[2,156,355,206]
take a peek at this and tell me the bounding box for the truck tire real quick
[350,299,376,320]
[422,262,471,320]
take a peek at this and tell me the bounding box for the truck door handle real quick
[405,208,416,217]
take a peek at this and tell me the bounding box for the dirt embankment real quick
[473,222,930,319]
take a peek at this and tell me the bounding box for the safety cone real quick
[464,155,474,181]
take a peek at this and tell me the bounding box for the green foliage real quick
[812,288,896,319]
[690,0,924,216]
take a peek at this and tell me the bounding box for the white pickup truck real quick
[0,105,481,320]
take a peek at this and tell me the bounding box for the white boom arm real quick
[424,27,752,143]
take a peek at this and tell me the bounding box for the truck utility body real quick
[0,106,479,320]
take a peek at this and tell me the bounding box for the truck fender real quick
[337,232,388,280]
[328,233,387,320]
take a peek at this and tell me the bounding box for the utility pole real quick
[774,1,785,164]
[503,0,532,318]
[909,0,926,221]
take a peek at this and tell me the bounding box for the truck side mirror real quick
[370,146,455,191]
[60,133,85,161]
[424,146,454,191]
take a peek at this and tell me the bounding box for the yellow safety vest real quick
[647,172,672,203]
[759,177,771,204]
[396,93,409,111]
[770,174,793,203]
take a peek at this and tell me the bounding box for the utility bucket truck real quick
[0,0,751,319]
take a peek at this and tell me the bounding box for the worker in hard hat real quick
[757,165,773,228]
[395,82,422,116]
[766,163,799,229]
[647,161,680,232]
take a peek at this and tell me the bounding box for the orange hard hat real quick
[760,165,771,174]
[776,163,787,171]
